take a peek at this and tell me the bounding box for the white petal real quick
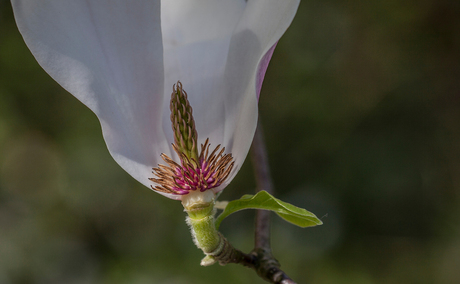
[13,0,299,199]
[160,0,300,193]
[12,0,180,199]
[160,0,247,154]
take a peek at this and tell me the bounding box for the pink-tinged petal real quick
[12,0,180,199]
[215,0,301,192]
[256,42,278,100]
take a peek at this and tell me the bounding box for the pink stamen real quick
[168,159,219,195]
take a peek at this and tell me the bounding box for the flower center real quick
[150,138,234,195]
[149,81,234,195]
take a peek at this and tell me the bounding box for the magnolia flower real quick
[12,0,299,201]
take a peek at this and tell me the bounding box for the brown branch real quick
[251,119,274,249]
[212,120,297,283]
[248,119,297,284]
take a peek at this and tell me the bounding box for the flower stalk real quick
[180,190,219,257]
[182,190,252,266]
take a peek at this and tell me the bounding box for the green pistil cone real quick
[170,81,199,164]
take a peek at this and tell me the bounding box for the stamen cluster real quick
[150,138,234,195]
[149,81,234,195]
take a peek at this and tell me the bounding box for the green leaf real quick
[215,191,323,230]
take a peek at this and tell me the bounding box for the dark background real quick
[1,1,460,283]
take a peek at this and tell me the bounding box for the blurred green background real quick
[1,0,460,283]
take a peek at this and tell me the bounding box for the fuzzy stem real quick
[184,201,256,266]
[187,213,220,253]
